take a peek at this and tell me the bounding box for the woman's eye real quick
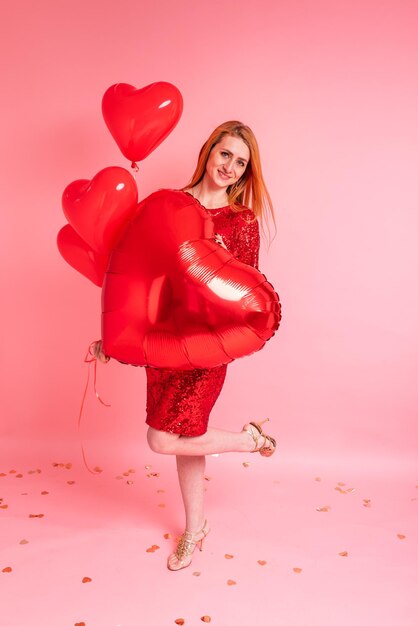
[237,161,245,167]
[221,151,228,157]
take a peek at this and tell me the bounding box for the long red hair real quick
[183,121,275,228]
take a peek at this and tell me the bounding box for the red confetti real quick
[227,579,237,585]
[339,551,348,557]
[19,539,29,545]
[41,491,49,495]
[67,481,75,485]
[397,534,406,540]
[146,545,160,553]
[174,620,185,625]
[82,577,92,583]
[201,617,211,623]
[29,514,44,518]
[75,623,86,626]
[257,560,267,566]
[224,554,234,559]
[2,567,12,573]
[293,567,303,574]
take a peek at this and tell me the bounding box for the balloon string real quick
[78,341,111,474]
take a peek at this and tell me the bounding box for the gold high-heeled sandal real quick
[242,418,277,457]
[167,519,210,571]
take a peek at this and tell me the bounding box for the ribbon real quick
[78,341,111,474]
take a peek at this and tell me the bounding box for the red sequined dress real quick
[145,190,260,437]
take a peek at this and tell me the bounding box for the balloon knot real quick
[131,162,139,172]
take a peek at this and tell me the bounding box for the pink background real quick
[1,1,417,625]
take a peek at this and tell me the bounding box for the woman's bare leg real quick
[176,455,206,532]
[147,425,260,456]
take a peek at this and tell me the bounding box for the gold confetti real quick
[123,472,130,476]
[19,539,29,545]
[174,620,185,625]
[75,622,86,626]
[41,491,49,495]
[146,545,160,553]
[157,489,166,493]
[0,504,8,509]
[397,534,406,540]
[346,488,356,493]
[242,462,250,468]
[227,579,237,585]
[339,551,348,557]
[126,481,134,485]
[314,477,321,481]
[67,481,75,485]
[363,499,371,508]
[65,463,72,470]
[335,487,347,494]
[29,514,44,518]
[9,469,17,474]
[204,475,211,481]
[0,473,7,477]
[2,567,12,573]
[192,571,201,576]
[146,472,160,478]
[224,554,234,559]
[93,466,103,473]
[128,468,135,473]
[257,560,267,566]
[201,617,211,623]
[337,482,345,486]
[316,506,330,512]
[82,577,92,583]
[164,533,171,540]
[293,567,302,574]
[145,465,152,470]
[15,474,23,478]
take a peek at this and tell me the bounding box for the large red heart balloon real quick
[101,190,280,369]
[57,224,108,287]
[102,82,183,165]
[62,166,138,255]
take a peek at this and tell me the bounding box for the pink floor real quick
[1,438,417,626]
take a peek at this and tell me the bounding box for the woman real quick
[95,121,278,571]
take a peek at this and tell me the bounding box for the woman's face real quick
[204,134,250,190]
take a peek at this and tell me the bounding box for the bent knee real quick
[147,426,178,454]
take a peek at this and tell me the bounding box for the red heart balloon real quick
[102,82,183,164]
[57,224,107,287]
[62,166,138,255]
[101,190,280,369]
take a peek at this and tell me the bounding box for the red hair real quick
[183,121,275,230]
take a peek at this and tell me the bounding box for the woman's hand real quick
[214,233,227,249]
[92,340,110,363]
